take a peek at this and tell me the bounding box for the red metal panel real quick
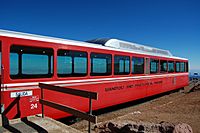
[2,89,41,119]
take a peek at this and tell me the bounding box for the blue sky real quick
[0,0,200,72]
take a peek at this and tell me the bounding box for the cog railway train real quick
[0,30,188,119]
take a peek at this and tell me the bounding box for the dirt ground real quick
[71,89,200,133]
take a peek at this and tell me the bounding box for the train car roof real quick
[86,38,173,57]
[0,29,188,60]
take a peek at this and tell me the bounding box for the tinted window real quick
[10,45,53,79]
[180,62,185,72]
[57,55,72,74]
[132,57,144,74]
[176,62,180,72]
[168,61,174,73]
[10,53,19,75]
[57,50,87,77]
[150,59,159,73]
[74,57,87,74]
[160,60,167,73]
[22,54,49,74]
[114,55,130,75]
[90,53,112,76]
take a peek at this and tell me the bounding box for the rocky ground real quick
[70,86,200,133]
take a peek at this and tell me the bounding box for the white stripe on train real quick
[3,73,188,88]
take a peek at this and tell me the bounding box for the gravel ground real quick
[71,89,200,133]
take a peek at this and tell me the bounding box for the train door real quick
[145,58,150,74]
[145,58,150,96]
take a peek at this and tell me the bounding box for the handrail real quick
[39,83,98,133]
[39,83,98,100]
[40,99,97,123]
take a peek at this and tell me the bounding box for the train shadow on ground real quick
[59,89,181,125]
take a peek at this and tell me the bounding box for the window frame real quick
[175,61,180,72]
[150,59,159,74]
[10,45,54,79]
[168,61,175,73]
[90,52,112,76]
[114,55,130,75]
[160,60,168,73]
[180,62,185,72]
[186,62,189,72]
[132,56,144,74]
[57,49,88,77]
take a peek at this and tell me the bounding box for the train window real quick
[57,55,72,74]
[180,62,185,72]
[22,54,50,74]
[132,57,144,74]
[57,50,87,77]
[10,45,53,79]
[150,59,159,73]
[168,61,174,73]
[114,55,130,75]
[186,62,189,72]
[90,53,112,76]
[176,62,180,72]
[74,57,87,74]
[10,53,19,75]
[160,60,167,73]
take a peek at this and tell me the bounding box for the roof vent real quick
[86,38,111,46]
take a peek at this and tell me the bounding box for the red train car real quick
[0,30,189,119]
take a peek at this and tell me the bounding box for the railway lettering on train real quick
[0,30,189,120]
[105,80,163,92]
[105,86,125,92]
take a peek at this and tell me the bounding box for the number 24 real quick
[31,103,38,110]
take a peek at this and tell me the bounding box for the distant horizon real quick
[190,69,200,73]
